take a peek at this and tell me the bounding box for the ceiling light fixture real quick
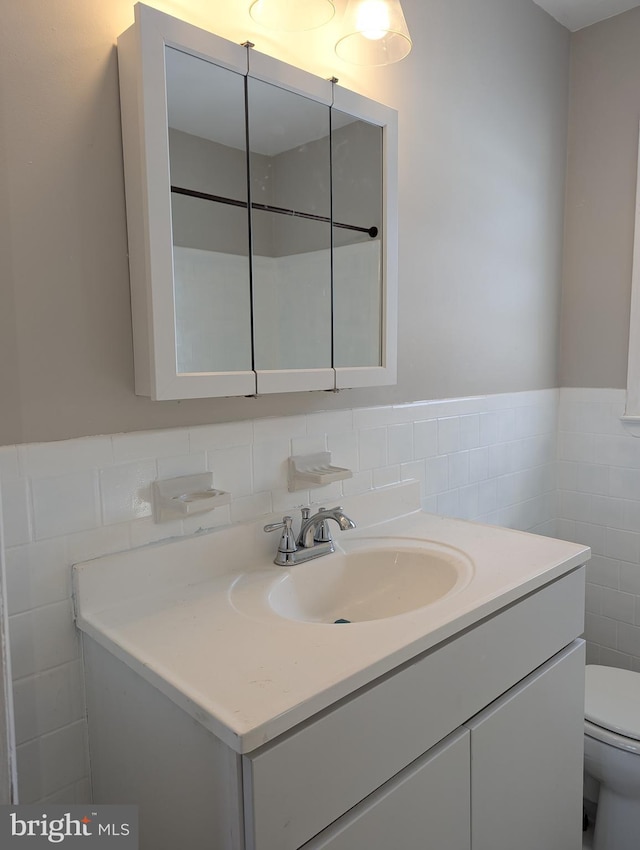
[249,0,336,32]
[335,0,412,65]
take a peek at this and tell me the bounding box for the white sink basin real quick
[263,537,474,624]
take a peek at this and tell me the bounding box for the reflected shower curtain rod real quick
[171,185,379,238]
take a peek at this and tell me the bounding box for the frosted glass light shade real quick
[335,0,412,65]
[249,0,335,31]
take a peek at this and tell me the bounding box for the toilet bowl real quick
[584,665,640,850]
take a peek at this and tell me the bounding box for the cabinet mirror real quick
[118,3,397,400]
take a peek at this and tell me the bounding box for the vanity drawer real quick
[243,566,585,850]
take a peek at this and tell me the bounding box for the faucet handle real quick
[264,516,297,555]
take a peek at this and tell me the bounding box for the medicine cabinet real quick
[117,4,398,399]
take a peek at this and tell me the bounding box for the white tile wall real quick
[557,388,640,672]
[0,389,559,803]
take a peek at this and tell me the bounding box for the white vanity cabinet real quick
[82,566,586,850]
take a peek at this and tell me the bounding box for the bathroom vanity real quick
[74,483,589,850]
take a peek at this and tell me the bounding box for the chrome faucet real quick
[264,506,356,566]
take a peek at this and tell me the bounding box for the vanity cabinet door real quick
[301,729,470,850]
[467,640,585,850]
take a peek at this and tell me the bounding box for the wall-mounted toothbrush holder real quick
[152,473,231,523]
[288,452,352,492]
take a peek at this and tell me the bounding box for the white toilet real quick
[584,664,640,850]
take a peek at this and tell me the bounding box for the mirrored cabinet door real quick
[247,65,335,394]
[331,110,384,370]
[166,47,253,377]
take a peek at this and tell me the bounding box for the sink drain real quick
[334,618,351,624]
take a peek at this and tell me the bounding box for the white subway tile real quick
[610,467,640,500]
[352,406,395,429]
[209,445,253,498]
[558,490,591,522]
[479,412,501,446]
[9,600,79,680]
[605,528,640,563]
[585,613,617,650]
[230,492,272,523]
[599,648,633,669]
[468,447,489,483]
[73,778,92,804]
[557,462,578,491]
[388,423,413,465]
[182,505,230,535]
[477,479,498,514]
[4,539,70,615]
[1,476,32,546]
[585,583,603,615]
[573,522,605,557]
[400,460,426,490]
[557,431,593,463]
[576,463,609,496]
[342,471,373,497]
[421,496,438,513]
[620,563,640,595]
[391,403,426,424]
[157,452,207,479]
[623,500,640,532]
[129,516,184,548]
[618,623,640,657]
[19,437,113,479]
[189,421,253,451]
[32,471,100,540]
[291,436,327,457]
[497,409,516,443]
[437,490,460,518]
[448,452,469,489]
[459,415,480,449]
[252,439,289,492]
[112,429,189,463]
[597,434,640,469]
[327,432,359,473]
[437,417,460,455]
[587,556,620,589]
[591,495,625,530]
[359,428,387,470]
[601,588,636,624]
[13,661,84,745]
[99,460,156,525]
[413,419,438,459]
[424,456,448,496]
[585,642,601,665]
[488,444,510,479]
[308,481,343,505]
[66,524,131,565]
[372,466,401,489]
[16,721,88,804]
[271,489,310,514]
[458,484,479,519]
[306,410,353,436]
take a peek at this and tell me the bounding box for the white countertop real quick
[73,482,589,754]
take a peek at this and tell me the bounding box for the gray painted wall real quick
[560,6,640,389]
[0,0,569,445]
